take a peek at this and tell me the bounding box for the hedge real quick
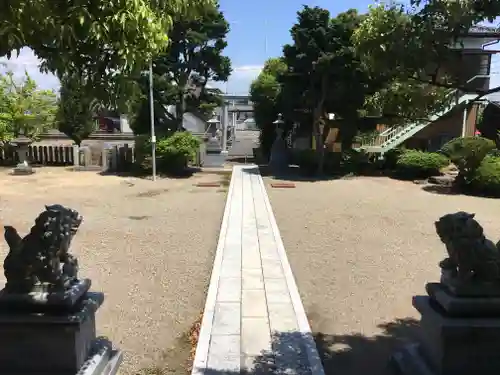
[395,150,449,179]
[135,131,201,175]
[469,156,500,197]
[440,137,495,184]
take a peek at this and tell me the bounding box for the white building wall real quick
[449,36,499,50]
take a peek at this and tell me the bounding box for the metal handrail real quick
[377,88,458,138]
[466,74,490,84]
[362,74,492,150]
[362,91,472,149]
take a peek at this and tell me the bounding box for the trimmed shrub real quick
[488,148,500,157]
[440,137,495,184]
[395,150,449,179]
[469,156,500,197]
[135,131,201,175]
[383,147,406,170]
[157,132,201,174]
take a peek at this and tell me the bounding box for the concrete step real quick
[203,153,228,168]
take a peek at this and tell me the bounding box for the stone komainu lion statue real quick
[3,204,83,294]
[435,212,500,283]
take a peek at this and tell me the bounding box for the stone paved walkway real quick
[191,165,325,375]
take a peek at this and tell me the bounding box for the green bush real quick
[469,156,500,197]
[488,148,500,157]
[395,150,449,179]
[135,131,201,175]
[292,149,372,176]
[383,147,406,170]
[341,149,370,174]
[294,149,318,175]
[440,137,495,184]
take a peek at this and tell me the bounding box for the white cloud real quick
[0,47,60,91]
[210,65,263,94]
[0,49,263,95]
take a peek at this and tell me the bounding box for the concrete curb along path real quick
[191,165,325,375]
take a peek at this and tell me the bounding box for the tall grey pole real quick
[221,102,228,153]
[149,60,157,181]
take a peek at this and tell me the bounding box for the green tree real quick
[279,6,336,173]
[0,0,214,83]
[353,2,500,100]
[362,79,451,125]
[132,3,231,134]
[56,74,99,146]
[0,71,57,143]
[250,57,287,158]
[279,7,383,172]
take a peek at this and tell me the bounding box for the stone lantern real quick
[206,113,222,152]
[10,135,34,175]
[273,113,285,135]
[207,113,221,138]
[269,113,288,173]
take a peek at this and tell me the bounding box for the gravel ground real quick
[0,168,227,375]
[266,176,500,375]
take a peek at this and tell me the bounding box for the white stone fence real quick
[1,142,206,172]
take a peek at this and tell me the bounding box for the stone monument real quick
[10,135,34,175]
[269,114,289,174]
[0,204,122,374]
[75,145,104,171]
[204,112,228,167]
[392,211,500,375]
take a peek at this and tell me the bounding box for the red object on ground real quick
[195,182,221,187]
[270,182,296,188]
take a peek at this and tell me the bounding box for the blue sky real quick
[1,0,499,94]
[212,0,376,93]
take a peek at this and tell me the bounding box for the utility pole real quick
[149,60,156,181]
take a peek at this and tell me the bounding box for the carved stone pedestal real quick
[392,285,500,375]
[11,136,35,175]
[0,293,122,375]
[13,160,34,175]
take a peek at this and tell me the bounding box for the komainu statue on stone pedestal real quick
[391,212,500,375]
[435,211,500,294]
[1,204,90,308]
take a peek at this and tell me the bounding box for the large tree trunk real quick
[175,94,186,131]
[340,122,357,152]
[313,117,328,176]
[175,80,188,131]
[313,78,328,176]
[313,121,323,175]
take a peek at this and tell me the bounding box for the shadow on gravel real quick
[181,317,418,375]
[421,184,462,196]
[226,156,256,164]
[251,163,388,183]
[99,167,201,179]
[421,184,500,199]
[250,164,343,182]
